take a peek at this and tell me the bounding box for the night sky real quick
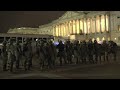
[0,11,66,33]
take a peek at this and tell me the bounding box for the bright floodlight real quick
[36,39,38,41]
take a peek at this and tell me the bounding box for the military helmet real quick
[59,40,62,43]
[8,38,14,43]
[94,40,97,43]
[2,40,7,45]
[103,40,106,43]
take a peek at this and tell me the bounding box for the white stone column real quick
[72,20,73,34]
[70,21,72,34]
[107,13,111,32]
[86,18,88,34]
[52,27,54,36]
[66,22,68,36]
[59,25,60,36]
[56,26,58,37]
[105,14,106,32]
[75,20,77,34]
[55,26,56,36]
[65,23,66,36]
[99,15,102,33]
[67,21,70,36]
[90,18,92,34]
[76,19,79,34]
[83,19,84,35]
[94,16,97,34]
[54,27,56,36]
[56,25,58,36]
[59,24,61,36]
[79,19,81,34]
[107,12,111,40]
[60,24,62,36]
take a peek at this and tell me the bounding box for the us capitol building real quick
[7,11,120,45]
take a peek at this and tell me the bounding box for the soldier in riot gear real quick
[93,40,99,64]
[15,39,22,69]
[48,40,57,68]
[1,40,8,71]
[7,38,16,72]
[87,39,94,64]
[102,40,109,62]
[23,38,33,71]
[38,40,46,70]
[57,40,67,66]
[108,41,117,61]
[80,40,88,64]
[65,40,73,64]
[74,40,80,64]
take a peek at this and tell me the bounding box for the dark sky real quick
[0,11,66,33]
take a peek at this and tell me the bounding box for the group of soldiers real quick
[0,38,33,72]
[56,39,118,66]
[0,37,118,72]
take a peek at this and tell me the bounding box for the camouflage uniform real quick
[7,39,16,72]
[49,41,57,68]
[15,40,22,69]
[23,39,33,71]
[1,40,8,71]
[38,42,46,70]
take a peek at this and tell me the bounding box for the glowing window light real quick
[102,37,105,41]
[96,37,100,42]
[92,38,95,42]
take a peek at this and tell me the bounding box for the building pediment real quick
[58,11,81,20]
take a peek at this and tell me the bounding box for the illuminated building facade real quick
[51,11,120,45]
[7,11,120,45]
